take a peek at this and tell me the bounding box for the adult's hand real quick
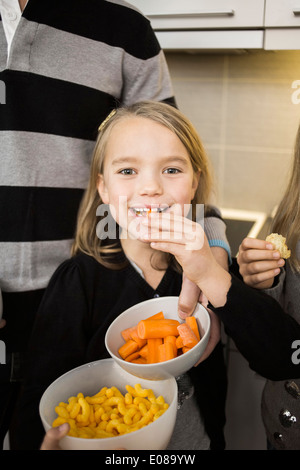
[40,423,70,450]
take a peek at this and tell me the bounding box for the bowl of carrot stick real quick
[105,296,211,380]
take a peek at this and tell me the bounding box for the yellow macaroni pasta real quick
[52,383,169,439]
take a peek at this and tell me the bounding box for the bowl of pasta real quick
[39,358,177,450]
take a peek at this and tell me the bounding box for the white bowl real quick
[105,296,211,380]
[39,358,177,450]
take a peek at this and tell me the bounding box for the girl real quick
[15,101,227,450]
[233,124,300,450]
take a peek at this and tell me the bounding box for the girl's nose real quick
[139,176,163,196]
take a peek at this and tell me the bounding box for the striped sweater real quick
[0,0,176,294]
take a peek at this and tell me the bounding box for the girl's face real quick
[97,116,199,239]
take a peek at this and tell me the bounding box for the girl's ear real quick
[97,174,109,204]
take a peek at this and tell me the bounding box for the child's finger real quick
[241,259,284,276]
[239,237,273,252]
[243,267,280,287]
[142,212,196,233]
[238,248,281,264]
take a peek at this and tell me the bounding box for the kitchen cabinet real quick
[129,0,265,30]
[129,0,300,51]
[129,0,265,50]
[264,0,300,50]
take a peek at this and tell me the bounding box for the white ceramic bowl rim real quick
[105,296,211,368]
[39,358,178,446]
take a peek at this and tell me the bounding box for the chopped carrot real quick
[124,351,141,362]
[164,335,177,356]
[158,342,175,362]
[137,319,180,339]
[175,335,184,349]
[148,311,164,320]
[130,328,147,348]
[121,326,136,342]
[139,344,148,359]
[182,346,192,354]
[120,312,164,342]
[185,316,201,341]
[177,323,199,349]
[118,339,139,360]
[131,357,147,364]
[118,310,202,364]
[147,338,162,363]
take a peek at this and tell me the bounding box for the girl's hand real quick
[237,237,285,289]
[142,211,214,286]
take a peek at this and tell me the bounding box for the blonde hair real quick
[271,124,300,272]
[72,100,214,268]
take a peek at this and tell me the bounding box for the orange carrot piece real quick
[137,319,180,339]
[175,335,184,349]
[131,357,147,364]
[124,351,141,362]
[177,323,199,349]
[121,326,136,342]
[147,338,162,363]
[139,344,148,359]
[185,316,201,341]
[182,346,192,354]
[130,328,147,348]
[164,335,177,357]
[158,342,175,363]
[147,311,164,320]
[118,339,139,359]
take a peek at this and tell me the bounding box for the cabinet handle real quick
[147,10,235,19]
[293,9,300,16]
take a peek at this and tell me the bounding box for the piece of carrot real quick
[118,339,139,359]
[138,344,148,359]
[121,326,136,342]
[177,323,199,348]
[182,346,192,354]
[148,311,164,320]
[147,338,162,363]
[185,316,201,341]
[164,335,177,357]
[131,357,147,364]
[158,342,175,362]
[175,335,184,349]
[130,328,147,348]
[137,319,180,339]
[124,351,141,362]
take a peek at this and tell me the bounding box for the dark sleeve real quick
[209,274,300,381]
[13,259,91,449]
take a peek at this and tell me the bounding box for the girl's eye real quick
[120,169,135,175]
[164,168,181,174]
